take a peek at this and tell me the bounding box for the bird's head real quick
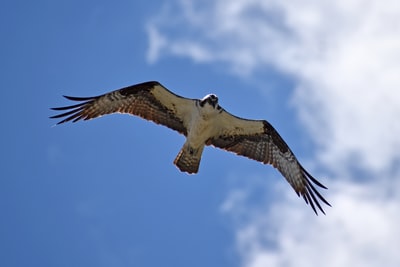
[200,94,219,109]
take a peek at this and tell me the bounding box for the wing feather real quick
[50,81,195,135]
[210,111,331,215]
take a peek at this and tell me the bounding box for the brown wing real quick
[50,81,196,135]
[210,111,331,215]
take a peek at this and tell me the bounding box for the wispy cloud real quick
[147,0,400,266]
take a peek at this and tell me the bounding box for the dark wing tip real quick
[301,166,328,190]
[300,166,331,215]
[50,95,98,125]
[62,95,97,101]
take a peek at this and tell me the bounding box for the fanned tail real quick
[174,144,204,174]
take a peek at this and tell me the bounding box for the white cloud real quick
[147,0,400,173]
[221,176,400,267]
[147,1,400,266]
[146,24,167,64]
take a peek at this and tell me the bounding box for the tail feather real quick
[174,144,204,174]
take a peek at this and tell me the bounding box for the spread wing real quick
[209,110,331,215]
[50,81,196,135]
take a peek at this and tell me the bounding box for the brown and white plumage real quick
[50,81,331,214]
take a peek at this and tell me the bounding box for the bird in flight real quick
[50,81,330,214]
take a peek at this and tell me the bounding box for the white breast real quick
[185,103,220,148]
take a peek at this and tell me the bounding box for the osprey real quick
[51,81,330,214]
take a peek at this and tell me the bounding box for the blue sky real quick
[2,1,400,267]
